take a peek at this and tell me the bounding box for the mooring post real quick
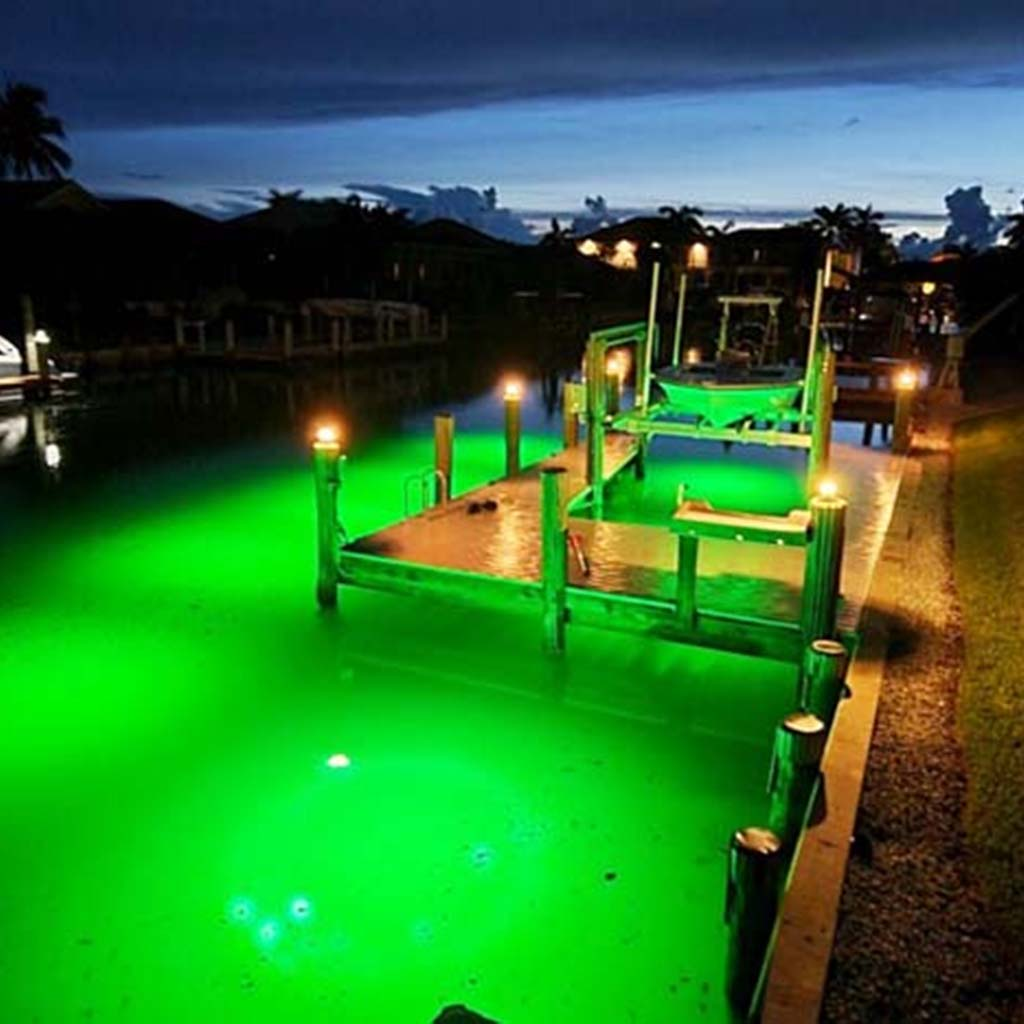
[434,412,454,504]
[541,466,568,653]
[562,381,581,448]
[504,382,522,476]
[767,712,827,845]
[725,826,784,1017]
[892,367,916,454]
[224,318,236,357]
[639,249,662,414]
[801,489,847,643]
[584,337,607,513]
[799,638,848,726]
[312,427,343,609]
[675,534,699,629]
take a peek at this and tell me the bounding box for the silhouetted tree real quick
[0,81,72,179]
[658,204,705,241]
[805,203,854,245]
[264,188,304,207]
[540,217,572,248]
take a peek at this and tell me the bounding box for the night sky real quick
[5,1,1023,233]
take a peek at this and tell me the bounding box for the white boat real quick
[0,335,24,379]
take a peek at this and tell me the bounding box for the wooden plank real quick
[672,501,811,546]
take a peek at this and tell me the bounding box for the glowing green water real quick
[1,400,797,1023]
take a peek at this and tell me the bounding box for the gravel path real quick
[822,414,1024,1023]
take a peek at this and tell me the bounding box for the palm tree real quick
[805,203,854,245]
[658,204,705,242]
[264,188,304,207]
[0,81,72,179]
[540,218,573,248]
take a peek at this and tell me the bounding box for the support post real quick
[675,534,699,629]
[807,344,835,492]
[639,254,661,414]
[801,493,847,643]
[282,319,294,360]
[799,267,826,427]
[504,385,522,476]
[21,295,36,373]
[725,826,784,1017]
[330,318,341,355]
[767,712,827,845]
[312,431,342,609]
[434,412,454,504]
[799,639,848,726]
[562,381,581,448]
[584,338,606,513]
[196,321,207,356]
[672,271,688,367]
[225,318,236,357]
[541,467,568,653]
[893,376,915,454]
[605,359,622,416]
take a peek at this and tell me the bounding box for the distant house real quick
[0,179,106,217]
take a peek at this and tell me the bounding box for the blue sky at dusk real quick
[5,1,1024,236]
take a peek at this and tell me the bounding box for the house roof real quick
[0,179,105,214]
[404,218,511,249]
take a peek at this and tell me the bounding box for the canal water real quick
[1,362,805,1023]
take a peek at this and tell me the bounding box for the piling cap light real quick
[921,281,937,296]
[687,242,709,271]
[503,379,523,400]
[32,329,51,345]
[313,423,341,446]
[817,478,839,499]
[685,346,702,366]
[895,367,918,391]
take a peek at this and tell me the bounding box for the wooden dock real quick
[331,434,904,662]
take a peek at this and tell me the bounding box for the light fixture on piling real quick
[32,329,51,346]
[313,423,341,447]
[43,442,62,469]
[895,367,918,391]
[685,346,701,366]
[817,478,839,499]
[502,379,523,401]
[921,281,937,296]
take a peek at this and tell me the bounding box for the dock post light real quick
[503,379,522,477]
[767,712,827,845]
[605,354,624,416]
[893,367,917,454]
[433,413,455,504]
[312,423,343,608]
[725,826,784,1015]
[802,489,847,643]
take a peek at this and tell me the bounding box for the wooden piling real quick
[225,318,236,357]
[675,534,699,629]
[799,639,848,726]
[434,413,454,504]
[725,826,784,1017]
[801,492,846,642]
[584,339,607,512]
[767,712,827,845]
[504,387,522,476]
[541,467,568,653]
[562,381,581,448]
[893,383,914,454]
[672,272,688,367]
[312,433,342,609]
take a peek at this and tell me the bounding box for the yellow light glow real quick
[577,238,600,257]
[503,379,523,401]
[817,479,839,499]
[314,424,340,446]
[685,347,701,366]
[895,368,918,391]
[921,281,937,296]
[610,239,638,270]
[606,354,625,378]
[687,242,709,270]
[326,753,351,769]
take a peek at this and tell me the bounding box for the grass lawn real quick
[953,405,1024,944]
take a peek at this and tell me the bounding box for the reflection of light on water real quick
[0,413,28,455]
[44,442,62,469]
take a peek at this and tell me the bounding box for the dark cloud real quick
[843,116,862,128]
[2,1,1023,129]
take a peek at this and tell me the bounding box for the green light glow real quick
[0,424,797,1022]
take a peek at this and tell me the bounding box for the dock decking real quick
[340,433,903,651]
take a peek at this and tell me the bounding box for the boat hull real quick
[653,372,804,429]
